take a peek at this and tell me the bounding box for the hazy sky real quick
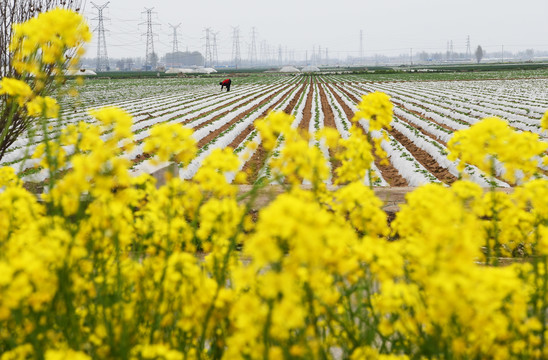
[81,0,548,61]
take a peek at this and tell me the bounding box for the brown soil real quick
[317,83,342,179]
[180,88,266,128]
[344,83,459,134]
[131,91,224,125]
[242,84,308,183]
[196,85,290,148]
[356,83,521,186]
[131,86,289,167]
[393,100,458,133]
[393,112,449,146]
[227,84,302,150]
[298,81,314,132]
[325,83,408,186]
[389,129,457,184]
[335,85,458,185]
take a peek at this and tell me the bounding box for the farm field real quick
[8,8,548,359]
[5,71,548,187]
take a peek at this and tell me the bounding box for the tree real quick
[0,0,83,161]
[475,45,484,64]
[150,52,159,69]
[525,49,534,61]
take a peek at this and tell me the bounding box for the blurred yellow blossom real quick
[143,122,196,164]
[448,117,547,183]
[353,91,393,131]
[26,96,59,118]
[0,78,32,105]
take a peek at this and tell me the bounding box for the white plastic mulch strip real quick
[320,83,388,186]
[17,84,292,181]
[177,84,296,180]
[260,82,312,183]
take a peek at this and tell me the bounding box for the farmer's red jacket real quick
[221,79,231,85]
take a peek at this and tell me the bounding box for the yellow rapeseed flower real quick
[0,78,33,105]
[26,96,59,118]
[143,122,196,164]
[334,125,374,184]
[254,111,293,152]
[448,117,547,183]
[353,91,393,131]
[541,110,548,131]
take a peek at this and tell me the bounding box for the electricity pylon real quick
[141,8,159,70]
[92,2,110,71]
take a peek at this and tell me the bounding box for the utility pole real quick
[360,30,363,64]
[318,46,322,65]
[204,28,212,68]
[212,31,219,67]
[231,27,241,69]
[278,45,282,66]
[169,23,181,53]
[410,48,413,66]
[465,35,471,60]
[141,8,159,70]
[502,45,504,63]
[260,40,266,64]
[92,2,110,72]
[249,27,257,66]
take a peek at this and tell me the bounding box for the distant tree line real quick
[413,47,538,64]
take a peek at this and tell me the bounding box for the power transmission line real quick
[204,28,212,67]
[140,8,159,70]
[212,31,219,67]
[169,23,181,53]
[231,27,241,69]
[249,27,257,66]
[91,1,110,71]
[360,29,363,63]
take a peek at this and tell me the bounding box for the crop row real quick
[5,74,547,187]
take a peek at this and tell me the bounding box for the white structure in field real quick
[301,65,320,73]
[165,68,192,74]
[279,66,300,73]
[65,68,97,76]
[165,67,217,74]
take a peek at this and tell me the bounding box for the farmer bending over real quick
[220,78,231,92]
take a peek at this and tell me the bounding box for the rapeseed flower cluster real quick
[447,117,548,183]
[9,8,91,75]
[540,110,548,131]
[3,9,548,360]
[1,102,548,358]
[0,7,91,163]
[353,91,394,131]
